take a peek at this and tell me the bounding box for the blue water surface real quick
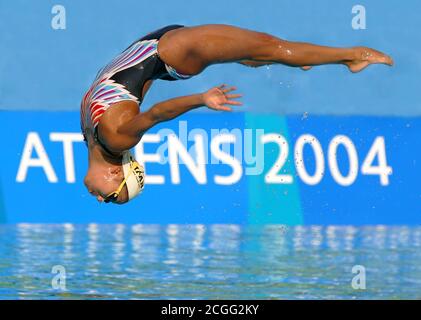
[0,224,420,299]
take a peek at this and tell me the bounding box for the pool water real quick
[0,224,420,299]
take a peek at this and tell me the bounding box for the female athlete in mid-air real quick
[81,24,393,204]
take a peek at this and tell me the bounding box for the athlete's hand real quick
[202,84,243,112]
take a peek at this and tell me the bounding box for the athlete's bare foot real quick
[344,47,393,73]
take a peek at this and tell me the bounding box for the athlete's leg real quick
[238,60,311,70]
[238,60,274,68]
[158,24,393,75]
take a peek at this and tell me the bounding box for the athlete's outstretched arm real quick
[117,84,242,137]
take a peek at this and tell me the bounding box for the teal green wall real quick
[246,114,303,225]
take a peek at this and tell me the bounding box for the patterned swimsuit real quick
[80,25,191,149]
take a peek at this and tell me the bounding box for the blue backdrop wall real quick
[0,1,420,224]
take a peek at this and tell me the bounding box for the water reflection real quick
[112,224,125,272]
[62,223,74,263]
[86,223,99,275]
[0,225,420,299]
